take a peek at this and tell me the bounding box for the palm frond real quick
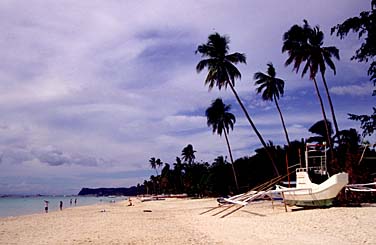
[253,72,268,82]
[196,59,210,72]
[302,60,310,78]
[205,69,218,90]
[226,52,247,64]
[325,46,340,60]
[254,64,285,102]
[266,63,276,77]
[225,62,242,86]
[323,54,336,75]
[196,33,244,92]
[322,46,339,75]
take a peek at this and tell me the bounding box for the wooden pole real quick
[281,192,288,212]
[285,152,290,188]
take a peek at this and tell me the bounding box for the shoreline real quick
[0,198,375,244]
[0,196,127,218]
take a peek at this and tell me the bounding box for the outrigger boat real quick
[220,142,348,209]
[276,142,348,207]
[201,142,349,218]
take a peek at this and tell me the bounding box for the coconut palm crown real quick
[196,32,246,90]
[254,63,285,101]
[181,144,196,164]
[206,98,236,135]
[149,157,163,176]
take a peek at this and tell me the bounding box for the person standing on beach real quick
[60,201,63,211]
[70,199,72,206]
[44,200,49,213]
[74,198,77,206]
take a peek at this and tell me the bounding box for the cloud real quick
[330,82,373,96]
[0,144,104,167]
[0,0,373,194]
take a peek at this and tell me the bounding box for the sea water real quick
[0,196,127,218]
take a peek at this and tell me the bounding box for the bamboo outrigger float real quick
[345,143,376,194]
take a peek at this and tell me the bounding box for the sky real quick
[0,0,374,195]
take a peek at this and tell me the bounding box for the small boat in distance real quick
[139,194,188,202]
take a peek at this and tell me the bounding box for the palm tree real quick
[254,63,291,147]
[306,24,340,137]
[282,20,338,148]
[206,98,239,191]
[156,158,163,171]
[149,157,157,174]
[307,120,333,144]
[149,157,163,176]
[196,32,279,176]
[181,144,196,164]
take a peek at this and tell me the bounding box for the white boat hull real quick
[277,172,348,207]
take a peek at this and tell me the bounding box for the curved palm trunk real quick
[274,95,291,147]
[320,72,340,137]
[228,83,280,176]
[223,129,239,191]
[311,76,332,149]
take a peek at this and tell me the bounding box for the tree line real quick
[139,2,375,199]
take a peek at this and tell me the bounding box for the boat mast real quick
[305,142,327,176]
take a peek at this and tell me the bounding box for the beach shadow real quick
[241,210,266,217]
[291,206,331,212]
[199,208,214,215]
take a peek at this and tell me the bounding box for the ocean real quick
[0,196,128,218]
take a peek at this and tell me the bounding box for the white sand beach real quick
[0,198,375,244]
